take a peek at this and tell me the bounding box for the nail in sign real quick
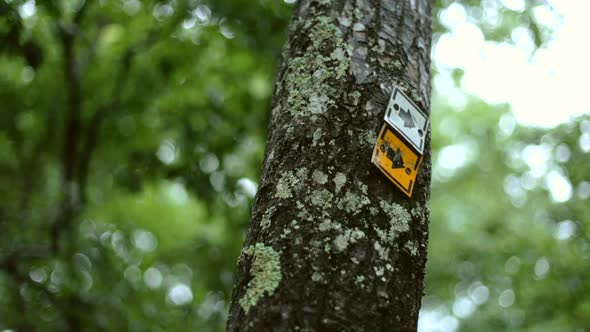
[384,86,429,154]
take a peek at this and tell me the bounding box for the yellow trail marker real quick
[372,123,423,197]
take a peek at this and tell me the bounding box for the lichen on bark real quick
[238,243,282,313]
[285,15,350,118]
[260,207,276,230]
[227,0,432,330]
[377,201,412,242]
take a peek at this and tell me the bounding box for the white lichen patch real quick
[374,240,389,260]
[239,243,282,313]
[285,16,349,117]
[318,219,341,232]
[281,228,292,239]
[411,204,427,224]
[333,172,347,192]
[349,91,362,106]
[333,234,349,252]
[337,191,370,214]
[275,168,309,199]
[275,171,299,199]
[318,219,331,232]
[357,181,368,195]
[312,128,323,146]
[405,241,418,256]
[380,201,411,226]
[296,200,314,221]
[352,22,365,31]
[311,239,323,249]
[260,207,276,230]
[355,275,366,288]
[308,94,330,114]
[353,229,365,240]
[312,170,329,185]
[338,16,352,27]
[309,189,334,207]
[374,266,385,276]
[359,130,377,147]
[353,7,363,20]
[331,47,346,61]
[311,272,323,282]
[333,228,365,252]
[297,208,312,222]
[410,203,423,217]
[296,167,309,179]
[369,207,379,216]
[377,201,411,242]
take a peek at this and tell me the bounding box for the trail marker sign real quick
[371,123,423,197]
[384,86,429,154]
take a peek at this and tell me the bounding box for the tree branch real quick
[18,106,59,221]
[75,1,193,200]
[73,0,90,25]
[0,245,55,332]
[75,24,182,201]
[0,246,50,271]
[49,0,93,251]
[0,1,44,68]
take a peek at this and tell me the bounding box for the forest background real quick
[0,0,588,331]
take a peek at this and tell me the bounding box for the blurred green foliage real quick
[425,96,590,331]
[0,0,288,330]
[0,0,587,331]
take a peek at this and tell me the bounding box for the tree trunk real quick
[227,0,432,331]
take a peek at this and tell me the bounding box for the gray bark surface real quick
[227,0,432,330]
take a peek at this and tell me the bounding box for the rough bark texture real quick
[227,0,432,331]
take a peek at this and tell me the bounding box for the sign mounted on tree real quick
[372,124,423,197]
[372,86,429,197]
[384,86,429,154]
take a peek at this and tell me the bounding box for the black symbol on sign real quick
[394,103,416,129]
[386,145,405,169]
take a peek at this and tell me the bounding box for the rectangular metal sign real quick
[371,123,423,197]
[384,86,429,154]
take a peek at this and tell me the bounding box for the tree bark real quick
[227,0,432,331]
